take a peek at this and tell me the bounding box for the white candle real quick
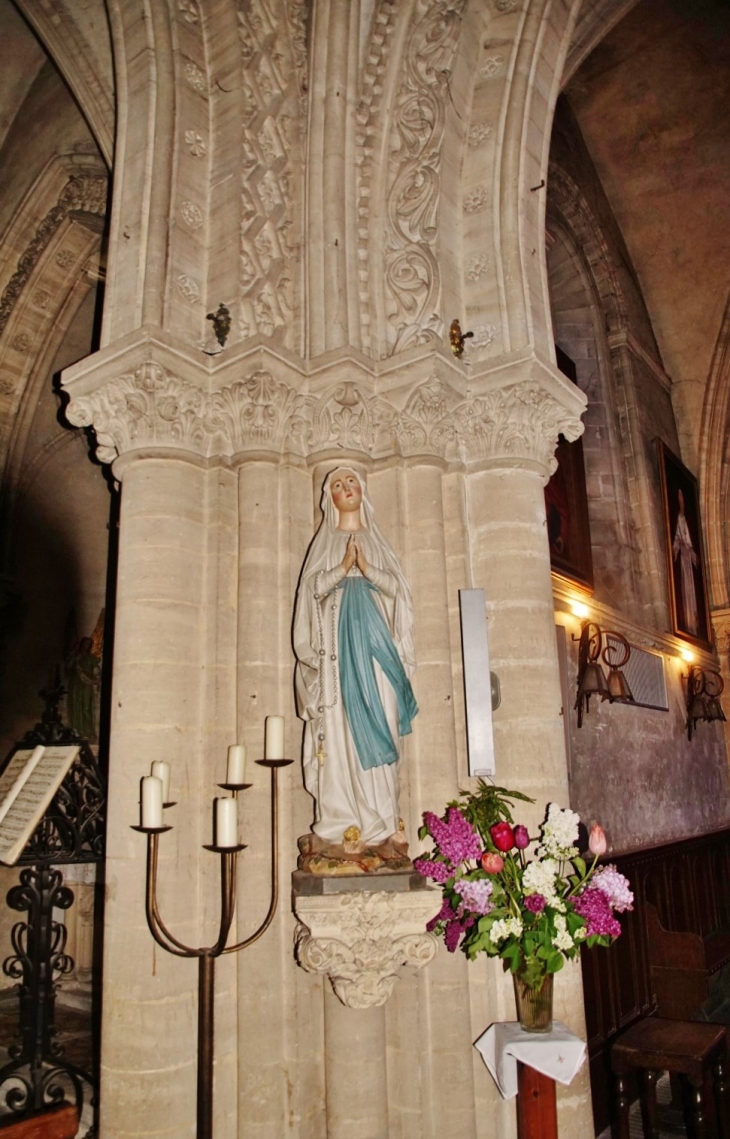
[141,776,163,828]
[216,798,238,848]
[226,744,246,784]
[150,760,171,803]
[265,715,285,760]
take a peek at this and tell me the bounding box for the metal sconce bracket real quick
[685,666,726,741]
[574,621,634,728]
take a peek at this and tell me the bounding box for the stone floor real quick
[0,989,96,1136]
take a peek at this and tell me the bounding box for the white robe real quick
[673,512,699,636]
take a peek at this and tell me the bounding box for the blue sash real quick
[338,576,418,770]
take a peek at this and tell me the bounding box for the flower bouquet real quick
[415,782,632,1030]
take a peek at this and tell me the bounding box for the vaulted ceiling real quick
[565,0,730,467]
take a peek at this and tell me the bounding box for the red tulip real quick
[588,823,608,856]
[481,852,504,874]
[490,822,515,852]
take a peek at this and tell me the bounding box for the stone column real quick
[462,356,593,1139]
[62,347,239,1138]
[323,989,387,1139]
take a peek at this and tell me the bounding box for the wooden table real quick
[517,1062,559,1139]
[0,1103,79,1138]
[474,1020,587,1138]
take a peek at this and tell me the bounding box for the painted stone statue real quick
[293,468,418,873]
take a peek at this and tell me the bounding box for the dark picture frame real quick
[657,439,712,648]
[544,347,594,592]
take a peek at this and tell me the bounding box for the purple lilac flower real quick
[457,878,494,915]
[426,898,458,932]
[444,920,462,952]
[444,913,476,953]
[524,893,547,914]
[423,807,482,868]
[414,857,452,884]
[592,865,634,912]
[573,887,622,938]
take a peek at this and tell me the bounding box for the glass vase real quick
[513,972,553,1033]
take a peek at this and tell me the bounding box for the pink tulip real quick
[481,852,505,874]
[588,823,608,856]
[514,824,530,849]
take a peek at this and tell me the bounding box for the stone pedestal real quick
[293,873,440,1009]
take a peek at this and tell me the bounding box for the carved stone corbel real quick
[293,888,441,1009]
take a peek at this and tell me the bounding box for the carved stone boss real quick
[64,362,584,475]
[294,889,440,1009]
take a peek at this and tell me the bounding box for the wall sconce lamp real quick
[574,622,634,728]
[685,666,726,741]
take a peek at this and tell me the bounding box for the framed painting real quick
[544,346,594,592]
[657,439,712,647]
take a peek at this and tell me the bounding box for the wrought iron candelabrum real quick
[133,756,292,1139]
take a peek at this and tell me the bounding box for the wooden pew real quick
[646,901,730,1021]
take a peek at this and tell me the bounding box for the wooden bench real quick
[646,902,730,1021]
[0,1103,78,1138]
[611,1017,729,1139]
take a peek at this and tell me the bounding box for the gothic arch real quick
[699,291,730,612]
[546,164,667,625]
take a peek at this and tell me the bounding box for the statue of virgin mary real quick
[293,468,418,861]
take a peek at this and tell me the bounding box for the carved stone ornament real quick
[236,0,308,346]
[0,174,107,335]
[294,890,440,1008]
[380,0,467,355]
[64,364,584,474]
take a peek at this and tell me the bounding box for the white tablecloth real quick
[474,1021,587,1099]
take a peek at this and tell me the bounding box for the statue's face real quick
[330,471,362,514]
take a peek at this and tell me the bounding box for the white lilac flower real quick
[489,917,524,945]
[537,803,581,860]
[552,913,574,952]
[523,858,567,913]
[523,858,559,900]
[592,865,634,912]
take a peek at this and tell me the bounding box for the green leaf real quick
[546,953,564,974]
[573,856,587,878]
[455,781,535,841]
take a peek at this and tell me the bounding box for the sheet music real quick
[0,745,80,865]
[0,747,44,825]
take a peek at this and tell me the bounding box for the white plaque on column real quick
[459,588,495,777]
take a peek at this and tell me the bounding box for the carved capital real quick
[456,379,584,476]
[65,361,208,464]
[62,339,585,476]
[293,889,440,1008]
[712,607,730,658]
